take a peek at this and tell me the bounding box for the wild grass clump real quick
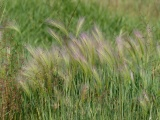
[0,19,23,119]
[17,19,160,119]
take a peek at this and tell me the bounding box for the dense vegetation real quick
[1,0,160,119]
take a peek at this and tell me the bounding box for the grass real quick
[5,0,160,46]
[1,0,160,119]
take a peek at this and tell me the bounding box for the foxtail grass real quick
[16,19,160,119]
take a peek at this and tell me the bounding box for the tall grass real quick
[0,23,23,120]
[16,19,160,119]
[0,4,24,119]
[1,0,160,119]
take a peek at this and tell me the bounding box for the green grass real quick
[5,0,160,46]
[1,0,160,119]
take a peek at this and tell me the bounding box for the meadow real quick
[1,0,160,119]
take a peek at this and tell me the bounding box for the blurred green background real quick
[2,0,160,46]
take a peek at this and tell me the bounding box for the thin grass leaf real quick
[92,68,102,88]
[76,18,85,37]
[92,26,104,41]
[46,19,68,36]
[6,21,21,34]
[47,28,62,45]
[134,30,145,55]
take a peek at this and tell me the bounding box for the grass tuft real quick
[17,19,160,119]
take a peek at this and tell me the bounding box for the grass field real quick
[1,0,160,119]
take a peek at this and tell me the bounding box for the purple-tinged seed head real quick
[134,30,143,39]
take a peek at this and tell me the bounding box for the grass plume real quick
[17,19,160,119]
